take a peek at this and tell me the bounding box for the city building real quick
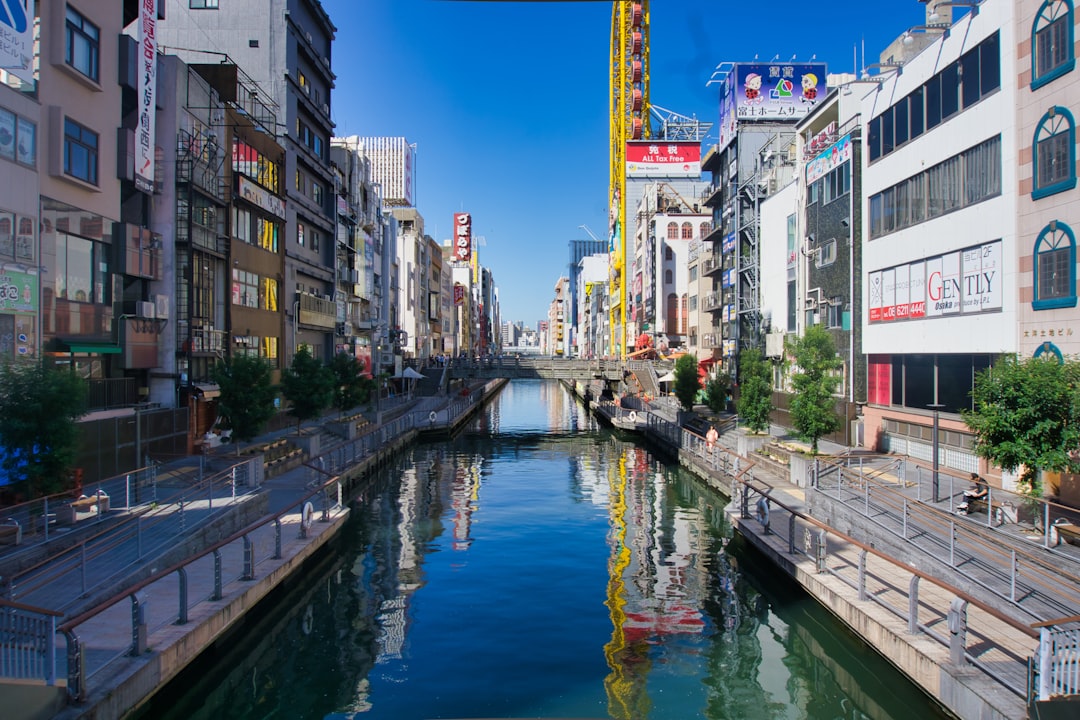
[860,0,1015,480]
[159,0,339,363]
[567,236,606,356]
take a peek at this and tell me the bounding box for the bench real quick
[965,497,1016,525]
[59,493,110,525]
[1054,521,1080,547]
[0,519,21,546]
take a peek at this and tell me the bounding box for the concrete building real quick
[576,254,608,359]
[860,0,1016,481]
[159,0,338,363]
[567,236,605,356]
[549,277,569,356]
[350,136,416,207]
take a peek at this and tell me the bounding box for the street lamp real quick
[928,403,945,502]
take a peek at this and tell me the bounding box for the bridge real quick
[446,356,632,382]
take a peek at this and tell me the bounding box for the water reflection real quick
[141,380,948,720]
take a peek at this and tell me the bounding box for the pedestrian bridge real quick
[447,357,628,382]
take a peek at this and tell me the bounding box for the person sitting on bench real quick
[957,473,988,514]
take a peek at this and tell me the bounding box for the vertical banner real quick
[868,270,883,322]
[136,0,158,193]
[453,212,471,262]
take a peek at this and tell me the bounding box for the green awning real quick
[65,343,122,354]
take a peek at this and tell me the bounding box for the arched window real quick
[1032,106,1077,199]
[1033,220,1077,310]
[664,269,673,285]
[1031,0,1075,90]
[700,221,712,236]
[666,222,678,239]
[665,246,673,261]
[681,222,693,239]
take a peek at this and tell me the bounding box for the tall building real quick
[159,0,338,362]
[349,136,416,207]
[568,237,605,357]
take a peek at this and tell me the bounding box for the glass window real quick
[0,108,14,161]
[63,118,98,184]
[190,0,220,7]
[65,5,100,82]
[681,222,693,239]
[909,87,924,139]
[16,117,34,166]
[256,216,279,252]
[1032,1,1075,89]
[666,222,678,239]
[1032,107,1077,199]
[868,115,881,162]
[961,47,982,108]
[1033,221,1077,310]
[980,31,1001,95]
[894,97,909,146]
[882,107,894,156]
[940,62,960,121]
[926,75,942,130]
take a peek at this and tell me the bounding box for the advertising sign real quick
[626,141,701,177]
[806,133,852,185]
[404,142,415,207]
[734,63,827,121]
[453,212,471,262]
[0,0,33,83]
[721,232,736,255]
[869,241,1000,324]
[453,284,465,306]
[238,176,286,219]
[0,266,37,313]
[136,0,158,194]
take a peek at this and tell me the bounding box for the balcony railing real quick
[85,377,139,411]
[298,292,336,330]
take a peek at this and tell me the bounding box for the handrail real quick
[0,597,64,616]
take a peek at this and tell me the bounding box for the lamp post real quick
[928,403,945,502]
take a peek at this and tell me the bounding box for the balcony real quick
[701,293,722,313]
[85,377,139,411]
[701,184,723,208]
[298,292,336,329]
[702,256,723,276]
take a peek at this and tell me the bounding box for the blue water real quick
[140,380,950,720]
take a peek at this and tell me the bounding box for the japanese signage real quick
[721,232,736,255]
[453,283,465,306]
[238,176,286,219]
[0,0,33,83]
[0,266,37,313]
[806,133,852,185]
[453,212,471,262]
[136,0,158,193]
[727,63,828,123]
[868,240,1002,323]
[626,141,701,177]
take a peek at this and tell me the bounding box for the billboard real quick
[724,63,827,124]
[806,133,852,185]
[136,0,158,194]
[453,212,471,262]
[868,240,1001,324]
[626,141,701,177]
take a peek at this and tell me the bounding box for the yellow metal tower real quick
[608,1,650,359]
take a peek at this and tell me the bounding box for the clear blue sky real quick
[322,0,934,327]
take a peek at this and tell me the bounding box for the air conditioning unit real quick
[379,352,395,367]
[765,331,785,358]
[153,294,170,319]
[136,301,155,319]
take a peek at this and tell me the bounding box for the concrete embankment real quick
[565,384,1031,720]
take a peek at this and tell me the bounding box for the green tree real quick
[787,325,843,454]
[211,354,277,455]
[961,354,1080,498]
[0,359,88,497]
[280,346,334,433]
[704,371,731,414]
[736,348,773,434]
[673,353,700,412]
[330,351,369,416]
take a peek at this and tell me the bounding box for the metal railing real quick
[0,598,63,684]
[55,473,344,702]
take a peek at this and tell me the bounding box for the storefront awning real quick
[61,342,122,354]
[193,383,221,399]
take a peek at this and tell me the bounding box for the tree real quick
[279,346,334,433]
[704,371,731,414]
[211,354,277,455]
[672,353,700,412]
[787,325,843,454]
[0,359,88,497]
[330,351,369,416]
[961,354,1080,498]
[736,348,773,434]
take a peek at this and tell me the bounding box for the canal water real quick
[137,380,950,720]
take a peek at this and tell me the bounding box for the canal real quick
[136,379,950,720]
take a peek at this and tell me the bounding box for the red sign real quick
[453,284,465,306]
[453,212,472,262]
[625,141,702,177]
